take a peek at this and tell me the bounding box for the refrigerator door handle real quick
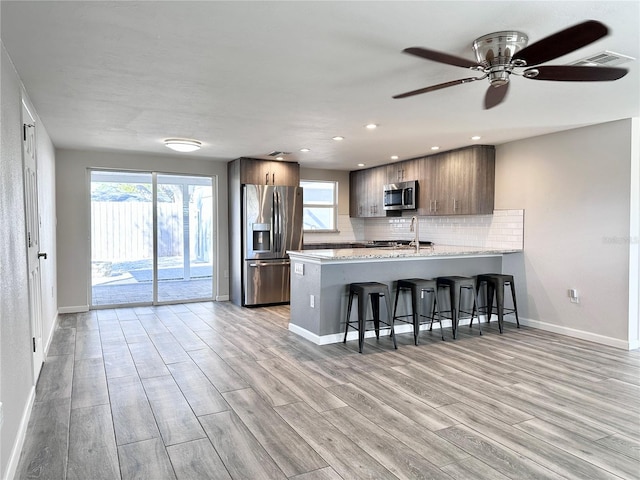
[249,260,290,267]
[278,190,283,253]
[274,190,281,253]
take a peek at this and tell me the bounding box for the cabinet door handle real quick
[265,173,269,184]
[272,173,275,185]
[453,198,458,212]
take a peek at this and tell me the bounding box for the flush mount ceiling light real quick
[365,123,378,130]
[391,155,399,160]
[431,146,440,151]
[357,163,365,167]
[332,136,345,141]
[300,148,311,152]
[471,135,482,140]
[164,138,202,153]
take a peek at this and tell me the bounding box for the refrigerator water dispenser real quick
[252,223,271,252]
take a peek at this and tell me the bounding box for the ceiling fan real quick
[393,20,629,109]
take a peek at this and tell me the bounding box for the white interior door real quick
[22,101,44,382]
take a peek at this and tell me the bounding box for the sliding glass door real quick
[156,175,213,303]
[90,171,215,307]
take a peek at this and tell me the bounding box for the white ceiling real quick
[2,1,638,170]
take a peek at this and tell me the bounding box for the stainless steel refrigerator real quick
[240,184,303,306]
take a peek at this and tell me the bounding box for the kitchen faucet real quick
[409,216,420,252]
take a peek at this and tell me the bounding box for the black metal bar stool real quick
[344,282,397,353]
[436,276,482,339]
[392,278,444,344]
[474,273,520,333]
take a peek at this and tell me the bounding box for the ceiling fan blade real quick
[524,65,628,81]
[393,77,481,99]
[484,83,509,109]
[403,47,482,69]
[513,20,608,66]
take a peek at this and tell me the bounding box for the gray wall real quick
[1,43,58,479]
[56,149,230,311]
[495,119,637,347]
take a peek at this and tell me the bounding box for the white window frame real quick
[301,180,338,233]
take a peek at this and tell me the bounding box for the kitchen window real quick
[301,180,337,232]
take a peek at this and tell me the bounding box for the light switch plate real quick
[294,263,304,275]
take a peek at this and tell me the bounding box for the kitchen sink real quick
[371,241,434,250]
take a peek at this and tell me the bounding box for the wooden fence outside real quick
[91,202,183,261]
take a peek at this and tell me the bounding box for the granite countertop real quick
[288,244,521,262]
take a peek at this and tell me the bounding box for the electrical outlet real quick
[568,288,580,304]
[310,294,315,308]
[294,263,304,275]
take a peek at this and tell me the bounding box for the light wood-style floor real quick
[15,301,640,479]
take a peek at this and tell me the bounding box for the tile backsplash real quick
[304,210,524,250]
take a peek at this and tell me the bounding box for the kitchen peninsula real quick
[287,245,521,344]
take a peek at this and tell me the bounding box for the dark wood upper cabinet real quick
[349,167,386,218]
[230,158,300,186]
[353,145,495,218]
[386,159,419,184]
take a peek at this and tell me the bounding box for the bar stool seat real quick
[344,282,397,353]
[393,278,443,344]
[475,273,520,333]
[436,276,482,339]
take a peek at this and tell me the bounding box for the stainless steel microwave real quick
[383,180,417,211]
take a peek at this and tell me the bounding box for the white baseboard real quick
[58,305,89,314]
[288,319,474,345]
[514,316,634,350]
[43,313,58,357]
[289,314,635,350]
[3,386,36,480]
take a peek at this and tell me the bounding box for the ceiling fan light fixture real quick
[473,31,529,67]
[164,138,202,153]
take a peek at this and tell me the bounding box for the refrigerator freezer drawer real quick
[243,259,291,306]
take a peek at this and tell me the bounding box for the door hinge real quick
[32,337,36,353]
[23,123,34,141]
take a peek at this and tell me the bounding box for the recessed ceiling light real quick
[365,124,378,130]
[164,138,202,153]
[300,148,310,152]
[357,163,365,167]
[391,155,399,160]
[431,146,440,151]
[332,136,344,141]
[276,156,284,161]
[471,135,481,140]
